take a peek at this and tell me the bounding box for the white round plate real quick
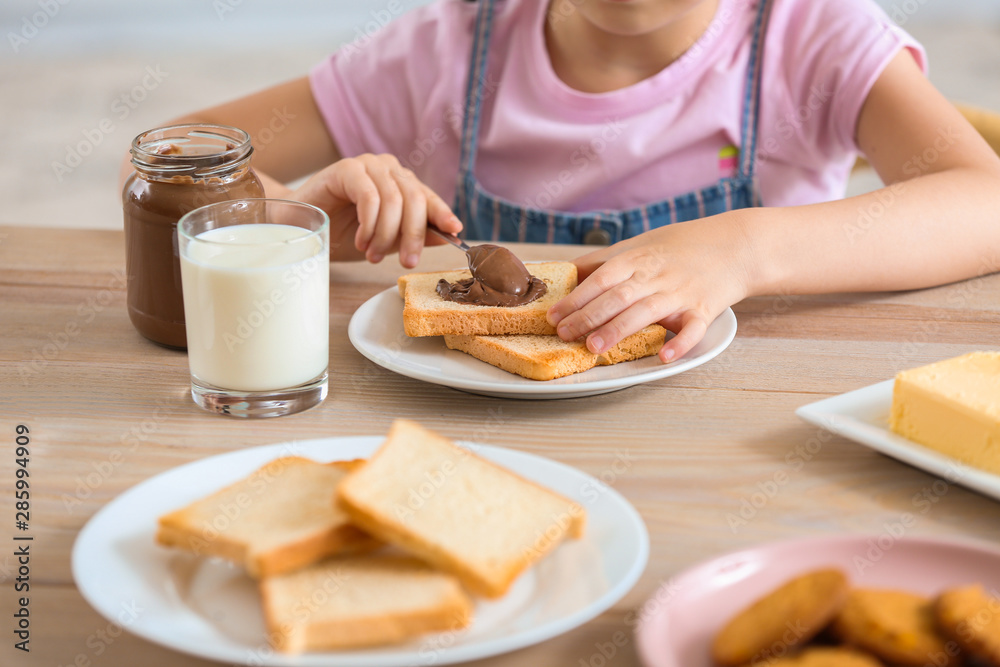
[634,534,1000,667]
[73,437,649,667]
[348,287,737,399]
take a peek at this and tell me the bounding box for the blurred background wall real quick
[1,0,998,230]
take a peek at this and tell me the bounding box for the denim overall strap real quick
[454,0,496,219]
[454,0,775,244]
[737,0,776,201]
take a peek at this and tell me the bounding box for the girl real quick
[162,0,1000,363]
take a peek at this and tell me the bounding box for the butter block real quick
[889,351,1000,475]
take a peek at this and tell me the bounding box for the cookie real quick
[935,584,1000,666]
[741,646,882,667]
[832,589,959,666]
[711,568,849,667]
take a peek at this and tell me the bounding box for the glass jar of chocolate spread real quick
[123,124,265,348]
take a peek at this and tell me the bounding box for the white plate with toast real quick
[72,436,649,666]
[348,287,738,399]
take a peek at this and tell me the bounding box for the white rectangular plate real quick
[795,380,1000,503]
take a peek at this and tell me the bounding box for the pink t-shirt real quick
[310,0,925,212]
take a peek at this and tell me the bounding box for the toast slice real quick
[260,555,473,653]
[444,324,667,380]
[156,457,380,578]
[397,260,577,337]
[336,419,586,598]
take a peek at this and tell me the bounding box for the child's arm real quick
[548,50,1000,363]
[121,77,461,267]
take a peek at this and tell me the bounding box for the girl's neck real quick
[544,0,721,93]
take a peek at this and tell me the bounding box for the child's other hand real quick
[547,217,753,363]
[291,153,462,267]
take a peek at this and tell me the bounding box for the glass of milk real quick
[178,199,329,418]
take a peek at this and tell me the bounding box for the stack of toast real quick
[398,260,667,380]
[155,419,585,653]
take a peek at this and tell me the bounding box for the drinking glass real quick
[178,199,329,418]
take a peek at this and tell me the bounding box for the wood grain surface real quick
[2,225,999,667]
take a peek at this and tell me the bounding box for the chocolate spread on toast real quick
[436,244,547,307]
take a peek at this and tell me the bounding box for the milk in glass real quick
[180,223,328,391]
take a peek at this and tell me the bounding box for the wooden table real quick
[2,225,999,667]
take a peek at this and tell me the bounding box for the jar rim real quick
[130,124,254,178]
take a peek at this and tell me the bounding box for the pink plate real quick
[635,534,1000,667]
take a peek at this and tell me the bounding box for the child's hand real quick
[547,216,754,363]
[291,153,462,267]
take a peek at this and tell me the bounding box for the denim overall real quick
[453,0,774,245]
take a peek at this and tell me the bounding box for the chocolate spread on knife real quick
[436,244,547,307]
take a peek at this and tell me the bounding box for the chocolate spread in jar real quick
[123,125,265,349]
[436,244,547,307]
